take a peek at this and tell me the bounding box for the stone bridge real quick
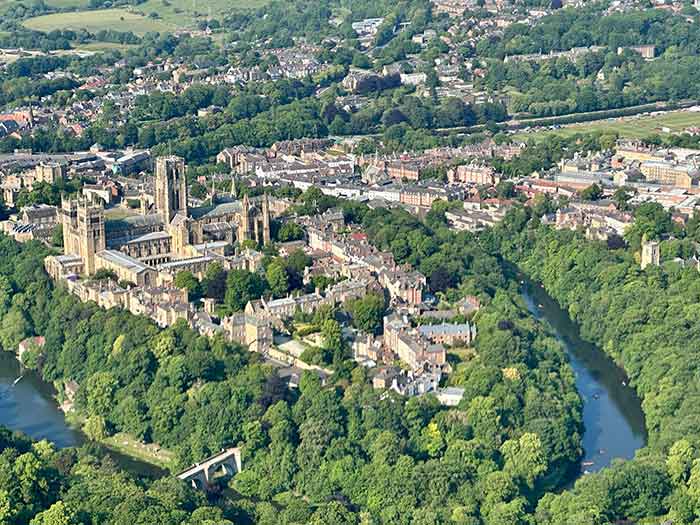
[176,447,242,490]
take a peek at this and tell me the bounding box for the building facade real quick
[155,156,188,222]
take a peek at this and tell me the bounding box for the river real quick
[521,280,647,474]
[0,282,647,480]
[0,351,166,479]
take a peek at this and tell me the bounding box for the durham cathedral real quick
[52,155,275,283]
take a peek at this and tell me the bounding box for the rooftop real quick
[97,250,151,274]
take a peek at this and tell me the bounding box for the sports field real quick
[514,109,700,141]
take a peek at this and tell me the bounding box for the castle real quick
[47,155,273,285]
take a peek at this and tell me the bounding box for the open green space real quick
[0,0,90,7]
[12,0,270,31]
[23,8,175,35]
[514,109,700,141]
[104,207,140,220]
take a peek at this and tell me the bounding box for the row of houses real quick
[307,225,426,305]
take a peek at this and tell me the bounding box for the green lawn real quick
[104,207,140,220]
[102,432,175,470]
[515,110,700,141]
[23,8,175,35]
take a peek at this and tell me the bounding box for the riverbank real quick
[520,278,646,474]
[63,410,174,470]
[101,433,175,470]
[497,220,696,522]
[0,351,171,477]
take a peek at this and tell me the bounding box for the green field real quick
[514,110,700,141]
[13,0,269,32]
[23,8,174,35]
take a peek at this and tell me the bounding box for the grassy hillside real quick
[12,0,270,32]
[22,8,175,35]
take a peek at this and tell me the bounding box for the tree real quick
[0,489,12,524]
[580,183,603,201]
[667,439,694,486]
[612,186,634,211]
[174,271,200,299]
[420,421,445,458]
[278,222,304,242]
[625,202,673,248]
[30,501,78,525]
[686,459,700,510]
[486,498,528,525]
[202,263,227,303]
[83,415,108,441]
[369,431,402,464]
[309,502,357,525]
[286,249,311,275]
[466,396,502,449]
[347,293,385,334]
[321,318,343,354]
[151,331,176,360]
[495,181,516,199]
[501,433,547,488]
[14,451,50,509]
[266,261,289,297]
[93,268,118,281]
[225,269,266,311]
[114,396,149,441]
[50,225,63,248]
[0,308,29,351]
[429,266,455,293]
[85,371,117,417]
[0,275,12,315]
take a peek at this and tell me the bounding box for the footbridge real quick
[176,447,242,490]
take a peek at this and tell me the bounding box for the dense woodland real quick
[4,0,700,521]
[480,203,700,523]
[0,427,242,524]
[5,185,700,522]
[0,190,585,524]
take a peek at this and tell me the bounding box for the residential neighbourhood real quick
[3,0,700,522]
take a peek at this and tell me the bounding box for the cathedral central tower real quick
[155,156,187,222]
